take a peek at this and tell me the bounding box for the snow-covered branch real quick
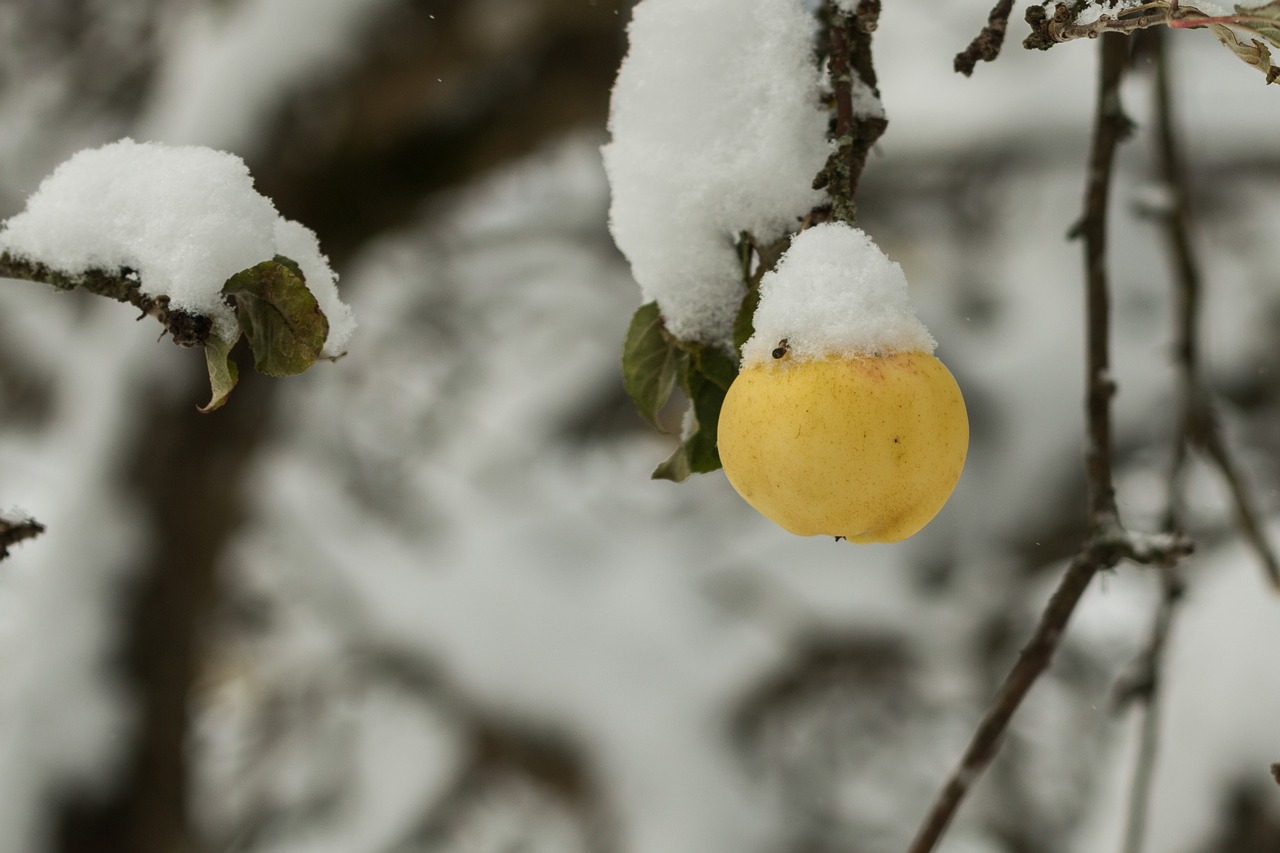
[0,139,355,410]
[0,251,213,346]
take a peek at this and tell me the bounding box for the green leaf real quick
[199,333,240,413]
[684,366,730,473]
[621,301,680,429]
[620,302,739,482]
[695,342,738,392]
[650,342,736,482]
[221,256,329,377]
[1207,22,1276,80]
[651,442,693,482]
[1238,2,1280,46]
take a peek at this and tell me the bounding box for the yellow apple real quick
[717,350,967,543]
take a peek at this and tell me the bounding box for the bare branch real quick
[1143,24,1280,589]
[955,0,1016,75]
[1115,572,1183,853]
[906,534,1189,853]
[1111,35,1198,853]
[1193,415,1280,588]
[907,34,1146,852]
[1076,34,1134,524]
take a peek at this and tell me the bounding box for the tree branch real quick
[906,34,1173,853]
[1075,33,1133,525]
[0,251,212,347]
[1114,571,1183,853]
[905,532,1188,853]
[1110,37,1196,853]
[955,0,1016,75]
[1144,25,1280,589]
[812,2,888,224]
[1026,3,1171,50]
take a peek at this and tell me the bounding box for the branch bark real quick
[906,34,1179,853]
[0,251,212,347]
[1145,25,1280,590]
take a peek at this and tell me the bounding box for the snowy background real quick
[0,2,1278,852]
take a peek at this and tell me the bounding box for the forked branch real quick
[905,34,1196,853]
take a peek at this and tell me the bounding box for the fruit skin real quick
[717,351,967,543]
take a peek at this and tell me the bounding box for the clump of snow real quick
[602,0,831,345]
[0,138,355,355]
[740,222,935,367]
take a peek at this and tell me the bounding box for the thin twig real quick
[0,251,212,346]
[907,552,1103,853]
[1111,34,1194,853]
[1145,24,1280,589]
[1076,35,1133,525]
[1194,418,1280,587]
[906,535,1188,853]
[906,34,1140,853]
[955,0,1016,75]
[1115,571,1183,853]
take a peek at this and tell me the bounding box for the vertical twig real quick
[1118,25,1280,849]
[1115,573,1183,853]
[814,2,888,224]
[1115,33,1194,853]
[906,34,1141,853]
[1146,20,1280,590]
[1075,33,1133,527]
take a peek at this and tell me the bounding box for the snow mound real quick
[741,222,935,367]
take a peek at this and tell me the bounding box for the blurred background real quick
[0,1,1279,852]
